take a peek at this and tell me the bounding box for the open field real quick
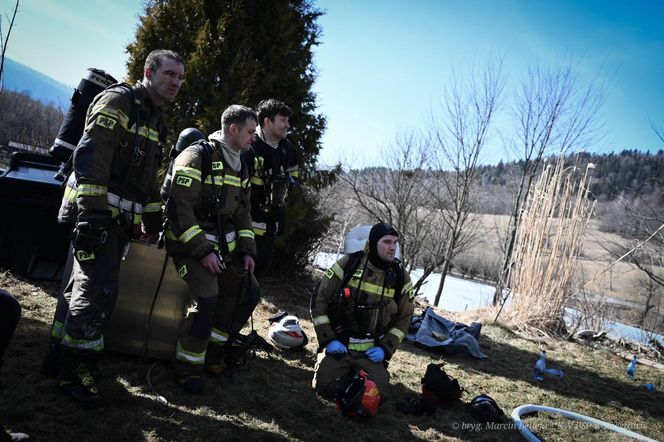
[1,270,662,441]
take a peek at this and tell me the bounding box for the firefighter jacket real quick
[242,135,299,236]
[58,82,166,233]
[164,131,256,261]
[311,254,415,360]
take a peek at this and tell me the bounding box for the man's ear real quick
[228,123,238,136]
[144,67,154,81]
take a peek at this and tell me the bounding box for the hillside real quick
[1,270,662,441]
[2,58,72,108]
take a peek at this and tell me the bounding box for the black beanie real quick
[367,223,399,269]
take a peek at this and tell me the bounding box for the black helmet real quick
[174,127,205,156]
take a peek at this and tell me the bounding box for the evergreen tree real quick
[126,0,334,274]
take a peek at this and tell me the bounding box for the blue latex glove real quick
[366,346,385,363]
[326,340,347,355]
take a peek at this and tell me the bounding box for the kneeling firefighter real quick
[310,223,415,409]
[164,106,261,394]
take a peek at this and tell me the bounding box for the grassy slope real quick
[0,270,662,442]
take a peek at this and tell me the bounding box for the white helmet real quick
[268,312,308,350]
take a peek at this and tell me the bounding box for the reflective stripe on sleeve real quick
[77,184,107,197]
[313,315,330,326]
[173,166,202,182]
[238,229,254,239]
[388,328,405,342]
[179,225,203,244]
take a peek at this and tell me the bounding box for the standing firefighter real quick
[311,223,415,406]
[51,49,185,408]
[165,105,261,394]
[242,99,299,278]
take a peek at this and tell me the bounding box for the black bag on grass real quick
[467,394,504,422]
[421,363,465,402]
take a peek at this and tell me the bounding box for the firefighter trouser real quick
[47,245,75,352]
[253,233,275,279]
[59,223,127,381]
[312,349,390,399]
[171,253,261,378]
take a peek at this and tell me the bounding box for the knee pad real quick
[190,296,218,339]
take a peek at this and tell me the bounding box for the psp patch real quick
[325,268,335,279]
[178,264,188,279]
[95,115,117,130]
[176,176,193,187]
[212,161,223,171]
[75,250,95,262]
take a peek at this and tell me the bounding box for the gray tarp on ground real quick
[406,307,487,359]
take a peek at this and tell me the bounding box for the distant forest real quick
[476,150,664,204]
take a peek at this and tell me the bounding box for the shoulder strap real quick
[340,250,365,289]
[190,140,215,182]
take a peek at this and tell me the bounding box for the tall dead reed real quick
[507,155,595,332]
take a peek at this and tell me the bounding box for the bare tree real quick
[339,132,430,270]
[425,60,504,306]
[0,0,19,95]
[493,59,604,305]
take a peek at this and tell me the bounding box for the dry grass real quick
[1,270,663,441]
[506,158,594,328]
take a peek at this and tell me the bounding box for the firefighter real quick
[241,99,299,278]
[164,105,260,394]
[50,49,185,408]
[310,223,415,400]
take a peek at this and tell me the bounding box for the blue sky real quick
[5,0,664,166]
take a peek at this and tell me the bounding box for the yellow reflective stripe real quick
[348,279,395,298]
[109,207,120,218]
[175,342,205,364]
[250,176,264,185]
[77,184,107,197]
[204,176,224,185]
[64,185,77,202]
[348,341,374,352]
[133,213,142,225]
[330,263,344,280]
[288,171,300,178]
[144,202,162,213]
[173,166,202,182]
[51,320,65,339]
[228,240,236,252]
[136,125,160,142]
[92,106,129,129]
[209,328,229,344]
[238,229,254,239]
[252,228,266,236]
[179,225,203,244]
[224,175,241,187]
[313,315,330,326]
[62,334,104,351]
[242,177,249,188]
[388,328,405,342]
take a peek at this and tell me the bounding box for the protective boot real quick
[58,346,106,409]
[204,342,227,376]
[176,375,204,394]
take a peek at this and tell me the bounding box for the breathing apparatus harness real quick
[326,251,405,348]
